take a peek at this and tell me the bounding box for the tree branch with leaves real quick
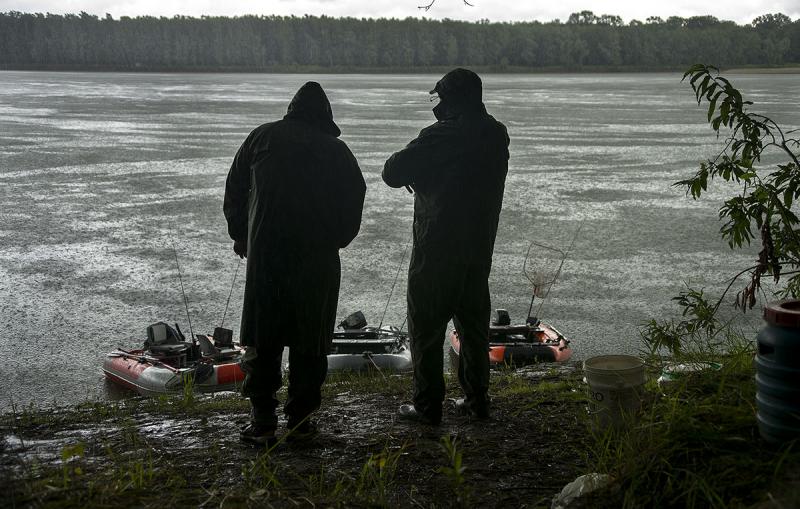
[642,65,799,357]
[678,64,800,312]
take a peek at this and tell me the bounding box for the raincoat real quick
[382,70,509,266]
[382,68,509,417]
[224,82,366,356]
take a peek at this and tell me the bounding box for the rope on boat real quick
[364,352,389,382]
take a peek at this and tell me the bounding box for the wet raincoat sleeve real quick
[382,122,460,188]
[335,145,367,248]
[223,131,255,243]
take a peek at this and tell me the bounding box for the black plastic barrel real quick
[756,300,800,444]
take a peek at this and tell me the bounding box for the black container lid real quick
[764,300,800,328]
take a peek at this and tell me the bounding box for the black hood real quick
[430,68,484,120]
[284,81,341,137]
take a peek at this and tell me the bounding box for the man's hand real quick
[233,240,247,259]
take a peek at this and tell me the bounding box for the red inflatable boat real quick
[449,310,572,367]
[103,323,245,396]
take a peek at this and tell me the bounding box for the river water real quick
[1,71,799,410]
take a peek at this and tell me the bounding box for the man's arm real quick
[382,122,458,189]
[337,146,367,249]
[223,132,253,251]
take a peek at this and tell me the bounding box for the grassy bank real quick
[1,365,587,508]
[1,354,798,508]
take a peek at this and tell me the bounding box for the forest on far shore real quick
[1,10,799,72]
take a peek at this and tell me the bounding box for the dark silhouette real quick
[224,82,366,443]
[382,68,509,424]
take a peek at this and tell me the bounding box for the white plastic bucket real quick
[584,355,647,429]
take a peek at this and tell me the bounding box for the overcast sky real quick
[1,0,798,25]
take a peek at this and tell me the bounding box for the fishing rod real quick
[219,258,241,329]
[169,234,195,342]
[378,238,411,330]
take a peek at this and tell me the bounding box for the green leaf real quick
[707,95,718,122]
[682,65,703,81]
[697,75,711,102]
[689,69,705,86]
[720,101,730,126]
[742,143,753,164]
[705,82,718,100]
[732,88,743,106]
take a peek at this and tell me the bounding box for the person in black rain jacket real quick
[224,82,366,444]
[382,68,509,425]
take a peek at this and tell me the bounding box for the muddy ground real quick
[0,364,589,508]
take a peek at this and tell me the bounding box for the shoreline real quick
[2,64,799,74]
[722,66,800,74]
[1,365,589,507]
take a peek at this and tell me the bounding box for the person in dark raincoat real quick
[224,82,366,444]
[382,68,509,425]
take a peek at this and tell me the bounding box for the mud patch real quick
[0,367,590,508]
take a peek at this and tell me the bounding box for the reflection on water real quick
[1,71,799,409]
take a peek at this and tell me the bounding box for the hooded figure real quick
[382,68,509,425]
[224,82,366,443]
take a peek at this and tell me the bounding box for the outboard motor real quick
[492,309,511,326]
[339,311,367,330]
[526,316,541,327]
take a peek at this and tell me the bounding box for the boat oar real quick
[110,349,181,373]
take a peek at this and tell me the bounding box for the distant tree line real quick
[0,10,798,71]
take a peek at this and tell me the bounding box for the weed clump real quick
[586,331,800,508]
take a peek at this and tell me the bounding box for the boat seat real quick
[213,327,233,348]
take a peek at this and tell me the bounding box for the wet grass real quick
[2,360,798,507]
[1,368,588,508]
[323,369,409,398]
